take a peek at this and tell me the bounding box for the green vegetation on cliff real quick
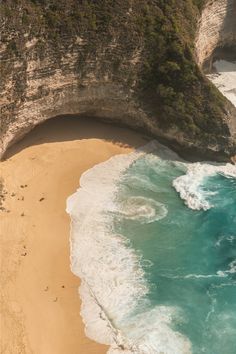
[135,0,226,139]
[0,0,235,159]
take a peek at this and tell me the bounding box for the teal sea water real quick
[66,60,236,353]
[113,151,236,354]
[67,142,236,353]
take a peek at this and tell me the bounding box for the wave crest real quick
[66,141,191,353]
[173,162,236,211]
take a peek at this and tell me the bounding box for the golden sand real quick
[0,116,147,354]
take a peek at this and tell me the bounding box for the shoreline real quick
[0,116,147,354]
[66,141,159,352]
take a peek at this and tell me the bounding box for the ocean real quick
[66,60,236,354]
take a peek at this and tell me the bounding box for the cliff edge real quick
[1,0,236,160]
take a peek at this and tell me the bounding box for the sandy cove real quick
[0,116,147,354]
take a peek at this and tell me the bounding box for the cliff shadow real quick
[4,115,149,160]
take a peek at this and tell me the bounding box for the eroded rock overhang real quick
[1,0,236,161]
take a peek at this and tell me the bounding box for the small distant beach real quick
[207,59,236,107]
[0,116,147,354]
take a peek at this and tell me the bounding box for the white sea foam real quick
[215,235,236,247]
[117,196,168,224]
[173,59,236,210]
[173,162,236,210]
[217,260,236,278]
[122,175,161,193]
[228,260,236,274]
[207,60,236,108]
[184,273,227,279]
[164,273,228,280]
[66,141,191,354]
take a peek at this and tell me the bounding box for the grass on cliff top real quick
[134,0,227,138]
[0,0,230,143]
[192,0,207,11]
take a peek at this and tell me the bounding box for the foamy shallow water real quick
[67,141,236,354]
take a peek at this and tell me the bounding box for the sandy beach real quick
[0,116,147,354]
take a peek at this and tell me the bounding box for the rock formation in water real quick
[0,0,236,160]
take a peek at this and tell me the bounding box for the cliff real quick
[195,0,236,69]
[1,0,236,161]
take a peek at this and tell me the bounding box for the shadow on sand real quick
[5,115,149,160]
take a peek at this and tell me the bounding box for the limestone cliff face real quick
[195,0,236,68]
[0,0,236,161]
[0,37,148,156]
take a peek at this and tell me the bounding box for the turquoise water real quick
[114,153,236,354]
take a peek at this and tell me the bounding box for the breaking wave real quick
[66,135,236,354]
[173,162,236,210]
[66,141,191,354]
